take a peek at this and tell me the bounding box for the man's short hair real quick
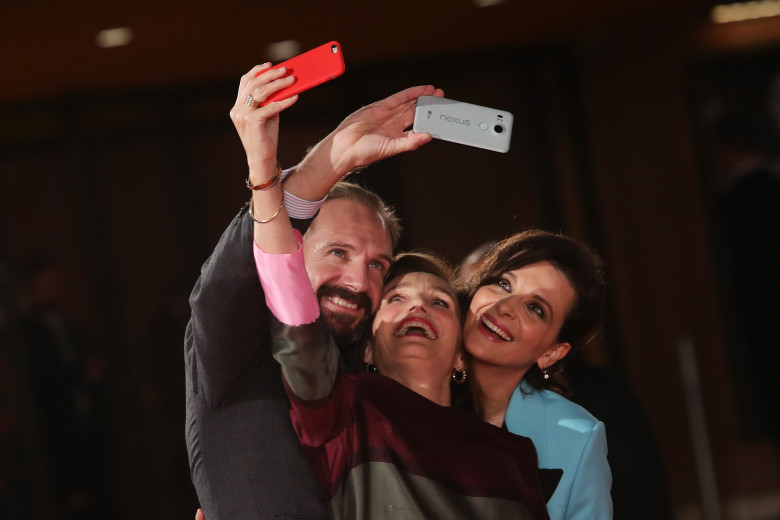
[326,181,402,248]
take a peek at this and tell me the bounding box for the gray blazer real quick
[185,205,326,520]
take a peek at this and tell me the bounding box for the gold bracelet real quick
[246,163,283,191]
[246,174,279,191]
[249,196,285,224]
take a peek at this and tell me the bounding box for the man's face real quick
[303,198,393,350]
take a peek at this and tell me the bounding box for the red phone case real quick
[257,41,345,106]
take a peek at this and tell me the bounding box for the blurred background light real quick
[95,27,134,48]
[264,40,302,62]
[712,0,780,23]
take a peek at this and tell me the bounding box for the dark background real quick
[1,1,780,519]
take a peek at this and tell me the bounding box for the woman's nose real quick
[495,295,520,318]
[407,297,428,313]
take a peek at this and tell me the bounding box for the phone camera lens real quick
[493,124,504,134]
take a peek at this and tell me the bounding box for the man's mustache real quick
[316,284,372,312]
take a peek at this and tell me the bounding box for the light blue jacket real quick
[505,380,613,520]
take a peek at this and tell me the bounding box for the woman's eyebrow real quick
[431,283,457,300]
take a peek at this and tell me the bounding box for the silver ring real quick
[246,95,256,107]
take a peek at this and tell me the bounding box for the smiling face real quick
[303,198,393,350]
[368,272,462,382]
[463,261,576,375]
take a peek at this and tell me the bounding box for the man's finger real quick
[378,85,438,109]
[381,132,433,158]
[391,104,418,131]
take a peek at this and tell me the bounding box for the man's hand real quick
[285,85,444,201]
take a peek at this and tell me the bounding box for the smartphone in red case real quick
[257,41,345,106]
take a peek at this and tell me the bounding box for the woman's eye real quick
[528,302,545,319]
[387,294,403,303]
[497,278,511,291]
[432,298,450,308]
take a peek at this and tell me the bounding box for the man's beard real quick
[316,284,373,362]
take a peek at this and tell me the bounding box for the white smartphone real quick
[413,95,514,153]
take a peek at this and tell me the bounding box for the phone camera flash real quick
[331,44,338,53]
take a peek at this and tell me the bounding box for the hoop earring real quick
[451,367,468,384]
[364,361,378,374]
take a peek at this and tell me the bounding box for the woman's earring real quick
[451,367,468,384]
[542,367,550,380]
[364,361,378,374]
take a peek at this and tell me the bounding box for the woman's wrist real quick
[247,156,280,185]
[249,180,285,224]
[247,162,282,191]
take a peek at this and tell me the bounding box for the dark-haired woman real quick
[461,232,613,520]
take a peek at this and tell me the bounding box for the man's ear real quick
[536,342,571,370]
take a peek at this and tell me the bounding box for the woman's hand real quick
[229,63,299,182]
[231,65,299,254]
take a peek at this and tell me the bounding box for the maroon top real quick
[271,317,551,520]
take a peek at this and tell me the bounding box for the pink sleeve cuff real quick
[253,229,320,326]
